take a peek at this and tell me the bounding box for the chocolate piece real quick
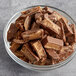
[43,6,53,14]
[51,11,68,23]
[31,22,39,30]
[21,6,42,17]
[21,44,39,63]
[13,39,24,44]
[22,29,44,42]
[59,18,73,35]
[7,23,18,41]
[56,20,66,42]
[10,42,20,52]
[31,40,47,59]
[42,36,63,50]
[67,24,76,44]
[40,18,61,35]
[46,49,60,60]
[24,16,31,30]
[14,51,25,57]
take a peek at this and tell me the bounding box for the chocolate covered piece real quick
[24,16,31,30]
[31,40,47,59]
[42,36,63,50]
[21,6,42,17]
[22,29,44,42]
[21,44,39,63]
[40,18,61,35]
[10,42,20,52]
[7,23,18,41]
[13,39,24,44]
[46,49,60,60]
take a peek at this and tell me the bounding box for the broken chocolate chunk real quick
[21,43,39,63]
[7,23,18,41]
[21,29,44,42]
[42,36,63,50]
[24,16,31,30]
[31,40,47,59]
[46,49,60,60]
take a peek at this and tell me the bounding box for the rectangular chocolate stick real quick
[59,18,73,35]
[39,18,61,36]
[31,40,47,59]
[49,11,68,23]
[21,43,39,63]
[21,29,44,42]
[21,6,42,17]
[42,36,63,50]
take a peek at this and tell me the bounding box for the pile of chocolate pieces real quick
[7,6,76,65]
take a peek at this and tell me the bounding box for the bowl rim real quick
[3,5,76,71]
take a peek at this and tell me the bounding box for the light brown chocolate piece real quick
[43,6,53,14]
[40,18,61,35]
[31,22,39,30]
[46,49,60,60]
[42,36,63,50]
[24,16,31,30]
[7,23,18,41]
[59,18,73,35]
[22,29,44,42]
[31,40,47,59]
[56,20,66,42]
[10,42,20,52]
[66,24,76,44]
[21,44,39,63]
[13,39,24,44]
[50,11,68,23]
[21,6,42,17]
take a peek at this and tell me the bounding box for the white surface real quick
[0,0,76,76]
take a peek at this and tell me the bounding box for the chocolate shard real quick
[46,49,60,60]
[21,43,39,63]
[13,39,25,44]
[51,11,68,23]
[21,6,42,17]
[21,29,44,42]
[10,42,20,52]
[56,20,66,42]
[24,16,31,30]
[43,6,53,14]
[7,23,18,41]
[67,24,76,44]
[31,40,47,59]
[59,18,73,35]
[42,36,63,50]
[39,18,61,36]
[31,22,39,30]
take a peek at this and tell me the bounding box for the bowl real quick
[3,5,76,72]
